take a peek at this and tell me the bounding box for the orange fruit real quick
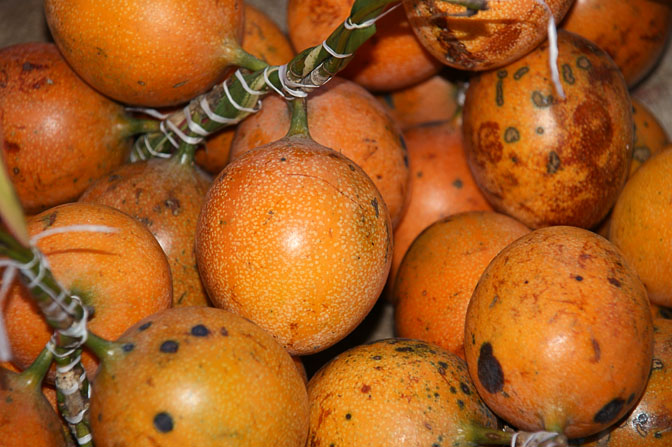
[0,42,139,214]
[394,211,529,359]
[609,149,672,307]
[4,202,172,380]
[630,99,670,177]
[562,0,672,87]
[196,135,392,355]
[1,361,58,413]
[231,77,409,227]
[80,158,212,307]
[464,226,654,439]
[307,339,499,446]
[463,30,633,229]
[387,122,492,298]
[404,0,574,71]
[45,0,245,106]
[287,0,441,91]
[89,306,309,447]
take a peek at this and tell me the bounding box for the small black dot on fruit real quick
[122,343,135,352]
[345,413,352,420]
[153,412,174,433]
[139,322,152,331]
[191,325,210,337]
[220,327,229,336]
[160,340,179,353]
[460,382,471,395]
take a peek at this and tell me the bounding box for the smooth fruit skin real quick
[307,339,498,447]
[609,149,672,307]
[562,0,672,87]
[463,30,633,229]
[45,0,244,106]
[404,0,573,71]
[231,77,409,228]
[90,307,309,447]
[196,136,392,355]
[0,42,131,214]
[4,202,172,380]
[394,211,529,359]
[80,158,212,307]
[464,226,654,439]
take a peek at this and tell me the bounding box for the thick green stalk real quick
[286,98,311,138]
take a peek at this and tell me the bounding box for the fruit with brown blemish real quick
[463,30,634,229]
[4,202,172,380]
[0,349,68,447]
[576,320,672,446]
[464,226,654,439]
[87,306,309,447]
[80,156,212,307]
[561,0,672,87]
[197,99,392,355]
[45,0,247,106]
[0,42,155,214]
[394,211,529,358]
[404,0,574,71]
[609,149,672,307]
[386,122,492,300]
[306,338,503,446]
[287,0,441,91]
[231,77,409,228]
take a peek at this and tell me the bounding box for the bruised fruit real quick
[196,135,392,355]
[89,306,309,447]
[4,202,172,380]
[463,30,633,229]
[0,42,148,214]
[307,339,499,446]
[45,0,245,106]
[464,226,654,439]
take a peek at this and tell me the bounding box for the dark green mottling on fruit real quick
[504,127,520,143]
[532,91,553,108]
[547,151,561,174]
[513,67,529,80]
[577,56,592,70]
[562,64,575,85]
[453,179,463,189]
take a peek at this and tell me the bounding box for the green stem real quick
[468,426,514,445]
[232,47,270,72]
[124,116,161,136]
[85,332,121,362]
[18,346,53,389]
[286,98,310,138]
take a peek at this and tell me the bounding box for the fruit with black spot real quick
[464,226,654,438]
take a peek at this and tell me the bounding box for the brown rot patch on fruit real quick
[4,140,20,153]
[593,398,625,424]
[477,122,503,164]
[573,99,613,157]
[164,197,181,216]
[632,146,651,163]
[159,340,179,353]
[608,277,621,288]
[361,384,371,393]
[153,412,174,433]
[220,327,229,336]
[477,342,504,394]
[547,151,561,174]
[591,338,601,363]
[190,325,210,337]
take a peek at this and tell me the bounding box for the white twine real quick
[511,431,560,447]
[343,3,401,29]
[235,69,265,96]
[199,95,239,124]
[76,433,93,446]
[183,105,210,137]
[322,39,352,59]
[278,65,310,98]
[159,120,181,148]
[0,266,17,361]
[264,66,291,99]
[165,118,204,146]
[223,78,261,113]
[64,408,87,425]
[124,107,171,120]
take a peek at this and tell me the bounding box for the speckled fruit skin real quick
[577,320,672,446]
[609,149,672,307]
[404,0,573,71]
[4,203,172,380]
[196,136,392,355]
[0,42,131,214]
[90,307,309,447]
[231,77,409,228]
[629,100,670,178]
[307,338,498,447]
[386,122,492,300]
[562,0,672,87]
[463,30,634,229]
[464,226,654,439]
[80,158,212,307]
[0,368,68,447]
[287,0,441,91]
[394,211,529,359]
[44,0,244,106]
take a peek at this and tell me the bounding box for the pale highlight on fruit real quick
[465,226,654,439]
[196,136,392,355]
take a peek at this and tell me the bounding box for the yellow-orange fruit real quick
[562,0,672,87]
[90,307,309,447]
[0,42,133,214]
[395,211,529,359]
[196,136,392,355]
[577,320,672,446]
[80,158,211,307]
[1,362,58,413]
[45,0,244,106]
[463,30,633,229]
[609,149,672,307]
[307,339,498,446]
[194,3,295,175]
[465,226,654,439]
[404,0,574,71]
[652,304,672,321]
[4,203,172,380]
[630,100,670,177]
[287,0,441,91]
[376,74,462,130]
[387,123,491,298]
[231,77,409,227]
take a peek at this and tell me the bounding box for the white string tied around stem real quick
[343,3,401,30]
